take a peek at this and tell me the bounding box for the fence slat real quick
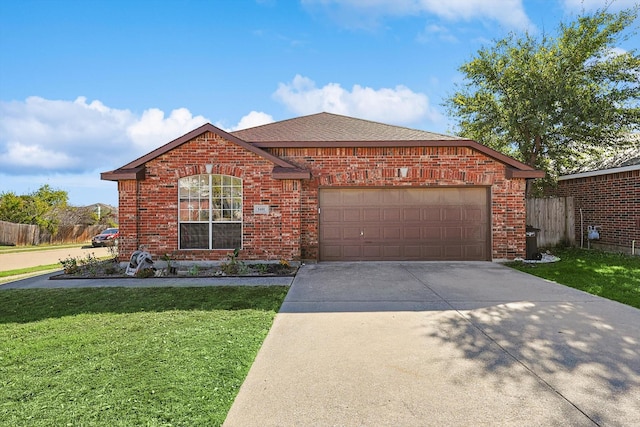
[526,197,575,248]
[0,221,104,246]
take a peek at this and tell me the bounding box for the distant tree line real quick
[0,185,118,234]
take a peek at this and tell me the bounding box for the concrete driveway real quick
[224,262,640,427]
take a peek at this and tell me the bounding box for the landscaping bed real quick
[54,252,299,280]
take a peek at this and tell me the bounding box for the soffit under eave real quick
[505,168,546,179]
[100,167,145,181]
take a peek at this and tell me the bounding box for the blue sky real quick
[1,0,638,207]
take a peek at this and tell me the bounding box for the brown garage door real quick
[319,187,489,261]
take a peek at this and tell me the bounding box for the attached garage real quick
[319,187,490,261]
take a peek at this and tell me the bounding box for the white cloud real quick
[561,0,639,12]
[229,111,275,131]
[126,107,208,150]
[302,0,533,30]
[0,97,209,175]
[273,74,441,125]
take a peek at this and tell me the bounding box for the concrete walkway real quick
[224,262,640,426]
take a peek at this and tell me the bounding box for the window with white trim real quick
[178,174,242,249]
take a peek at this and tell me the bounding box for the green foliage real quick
[445,7,640,185]
[58,252,103,276]
[0,287,287,426]
[0,185,68,233]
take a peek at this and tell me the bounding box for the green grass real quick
[0,286,288,426]
[506,248,640,309]
[0,264,61,278]
[0,243,86,253]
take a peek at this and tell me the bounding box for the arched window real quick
[178,174,242,249]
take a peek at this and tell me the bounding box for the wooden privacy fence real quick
[526,197,575,248]
[0,220,104,246]
[0,220,39,246]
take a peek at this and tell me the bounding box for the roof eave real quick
[253,139,543,175]
[272,166,311,180]
[506,168,546,179]
[101,166,145,181]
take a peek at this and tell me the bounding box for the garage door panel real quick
[383,191,402,204]
[403,208,421,221]
[422,227,442,239]
[423,208,441,221]
[321,227,342,240]
[383,208,401,221]
[320,188,489,261]
[363,209,381,221]
[403,227,422,239]
[343,208,362,222]
[363,226,381,239]
[465,208,483,221]
[382,227,401,239]
[342,245,362,258]
[362,246,382,258]
[343,227,363,239]
[362,191,383,204]
[322,208,343,222]
[443,207,463,221]
[383,246,402,258]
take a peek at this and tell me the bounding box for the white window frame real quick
[178,173,242,250]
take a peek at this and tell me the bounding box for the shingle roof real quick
[232,112,464,142]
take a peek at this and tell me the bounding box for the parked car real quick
[91,228,119,247]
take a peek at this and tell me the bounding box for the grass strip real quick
[0,244,85,254]
[0,286,288,426]
[0,264,62,278]
[505,248,640,309]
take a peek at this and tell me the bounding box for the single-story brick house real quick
[101,112,544,262]
[549,161,640,255]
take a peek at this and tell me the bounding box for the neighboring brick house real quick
[101,113,544,262]
[549,162,640,255]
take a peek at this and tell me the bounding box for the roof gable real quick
[232,112,464,142]
[101,123,308,181]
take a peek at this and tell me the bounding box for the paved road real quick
[0,245,112,272]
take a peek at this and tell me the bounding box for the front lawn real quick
[506,248,640,309]
[0,286,288,426]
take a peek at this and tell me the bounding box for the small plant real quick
[135,268,155,278]
[59,256,79,274]
[82,252,101,276]
[188,265,200,276]
[161,252,177,275]
[220,248,243,275]
[106,239,119,260]
[255,263,269,274]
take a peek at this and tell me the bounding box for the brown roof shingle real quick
[232,112,464,142]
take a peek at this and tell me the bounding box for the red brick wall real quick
[118,132,302,262]
[550,169,640,254]
[269,146,527,260]
[117,135,529,261]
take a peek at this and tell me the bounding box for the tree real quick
[445,7,640,190]
[0,185,68,233]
